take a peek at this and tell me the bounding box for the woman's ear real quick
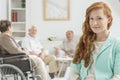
[7,26,11,31]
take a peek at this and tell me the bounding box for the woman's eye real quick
[98,17,102,20]
[89,18,94,20]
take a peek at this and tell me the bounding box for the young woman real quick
[67,2,120,80]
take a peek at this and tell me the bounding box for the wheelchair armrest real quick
[0,53,28,59]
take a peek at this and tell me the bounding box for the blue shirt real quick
[68,34,120,80]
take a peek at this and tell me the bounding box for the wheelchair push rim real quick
[0,64,26,80]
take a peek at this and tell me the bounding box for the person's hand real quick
[69,54,74,58]
[63,54,68,58]
[41,48,44,52]
[21,48,28,52]
[69,49,74,53]
[29,51,38,56]
[55,48,60,56]
[39,52,45,60]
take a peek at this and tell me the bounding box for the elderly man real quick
[55,30,79,58]
[21,26,57,79]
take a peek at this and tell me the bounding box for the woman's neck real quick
[96,31,109,41]
[2,31,11,36]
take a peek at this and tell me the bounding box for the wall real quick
[107,0,120,37]
[0,0,7,20]
[0,0,120,40]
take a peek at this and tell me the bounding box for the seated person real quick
[0,20,51,80]
[21,26,57,79]
[55,30,79,58]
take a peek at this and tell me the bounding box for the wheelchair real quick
[0,53,41,80]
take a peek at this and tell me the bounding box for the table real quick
[56,57,73,77]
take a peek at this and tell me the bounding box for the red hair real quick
[73,2,113,67]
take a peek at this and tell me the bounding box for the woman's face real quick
[89,9,110,35]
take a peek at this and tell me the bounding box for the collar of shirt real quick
[26,34,36,40]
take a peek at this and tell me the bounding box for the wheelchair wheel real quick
[0,64,26,80]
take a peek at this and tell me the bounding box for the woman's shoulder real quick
[111,35,120,42]
[108,33,120,42]
[70,62,82,69]
[0,34,10,39]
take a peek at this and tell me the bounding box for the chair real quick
[17,40,22,47]
[0,53,37,80]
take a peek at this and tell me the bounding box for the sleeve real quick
[66,63,81,80]
[54,40,65,50]
[111,74,120,80]
[114,38,120,74]
[110,38,120,80]
[37,41,43,49]
[54,39,66,50]
[2,36,24,54]
[22,38,43,54]
[59,41,64,50]
[21,38,31,51]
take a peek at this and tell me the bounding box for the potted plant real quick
[21,0,26,8]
